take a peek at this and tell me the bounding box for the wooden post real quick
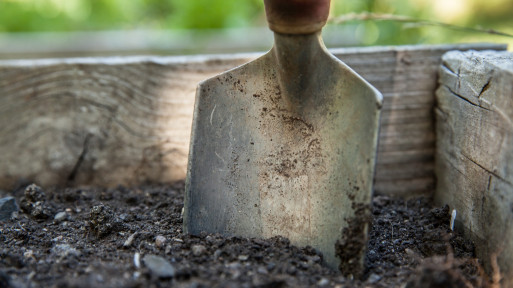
[436,50,513,286]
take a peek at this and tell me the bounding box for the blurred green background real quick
[0,0,511,57]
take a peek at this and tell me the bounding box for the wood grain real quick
[335,44,506,196]
[435,50,513,286]
[0,56,253,189]
[0,44,506,197]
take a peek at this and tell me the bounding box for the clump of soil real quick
[19,184,54,220]
[0,182,489,287]
[335,202,372,279]
[89,204,127,238]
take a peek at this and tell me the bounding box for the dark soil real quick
[0,182,490,287]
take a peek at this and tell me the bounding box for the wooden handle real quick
[264,0,330,34]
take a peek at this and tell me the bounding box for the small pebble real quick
[54,212,68,222]
[238,255,249,261]
[155,235,166,249]
[23,250,35,260]
[134,252,141,268]
[367,273,382,284]
[52,236,63,243]
[317,278,330,286]
[205,235,215,243]
[143,254,175,278]
[286,266,297,275]
[266,262,276,271]
[257,267,268,274]
[227,262,241,270]
[191,244,207,256]
[308,255,321,263]
[51,244,81,258]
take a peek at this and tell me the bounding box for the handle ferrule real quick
[264,0,331,34]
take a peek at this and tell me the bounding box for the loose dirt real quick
[0,182,490,287]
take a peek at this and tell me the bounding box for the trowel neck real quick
[272,31,324,68]
[271,31,326,107]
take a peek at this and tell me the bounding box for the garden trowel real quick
[184,0,382,275]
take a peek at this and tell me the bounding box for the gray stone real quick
[257,267,268,275]
[142,254,175,278]
[205,235,215,243]
[367,273,382,284]
[133,252,141,269]
[0,197,18,221]
[54,211,68,222]
[155,235,166,249]
[213,249,222,259]
[51,244,81,258]
[317,278,330,286]
[191,244,207,256]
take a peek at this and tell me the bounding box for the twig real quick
[329,12,513,38]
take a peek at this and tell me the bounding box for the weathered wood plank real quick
[435,50,513,286]
[374,177,435,198]
[337,44,506,196]
[0,44,506,197]
[0,56,254,188]
[376,148,434,165]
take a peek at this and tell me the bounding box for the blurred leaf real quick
[0,0,511,47]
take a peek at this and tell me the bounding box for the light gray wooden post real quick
[436,50,513,286]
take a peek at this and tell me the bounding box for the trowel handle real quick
[264,0,330,34]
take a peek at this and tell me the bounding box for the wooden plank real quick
[435,50,513,286]
[340,44,506,197]
[374,177,435,198]
[0,44,507,198]
[376,148,434,165]
[0,56,254,188]
[375,162,434,181]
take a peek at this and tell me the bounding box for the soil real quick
[0,182,491,287]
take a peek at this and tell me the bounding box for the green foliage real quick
[167,0,263,29]
[329,0,512,46]
[0,0,511,46]
[330,0,428,45]
[0,0,263,32]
